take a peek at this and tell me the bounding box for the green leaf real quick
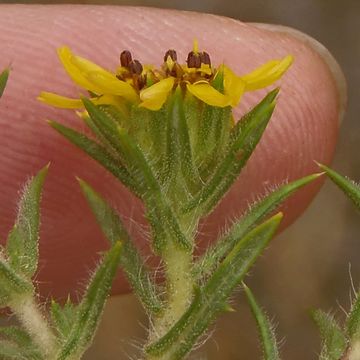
[82,97,126,157]
[0,326,33,347]
[346,292,360,341]
[194,173,321,280]
[0,326,42,359]
[78,179,162,314]
[243,284,281,360]
[116,127,192,252]
[196,70,232,181]
[146,213,282,359]
[6,165,48,277]
[0,67,10,98]
[320,164,360,211]
[0,338,41,360]
[48,120,139,195]
[50,298,78,340]
[311,309,347,360]
[168,89,201,193]
[182,89,278,216]
[0,339,26,359]
[230,88,279,146]
[0,255,33,306]
[56,241,122,360]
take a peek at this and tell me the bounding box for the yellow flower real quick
[38,42,293,111]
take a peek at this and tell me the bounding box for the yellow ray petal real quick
[57,46,103,94]
[186,82,231,107]
[241,60,279,80]
[223,66,246,107]
[140,77,175,111]
[86,72,139,103]
[37,92,84,109]
[241,55,294,91]
[71,53,114,77]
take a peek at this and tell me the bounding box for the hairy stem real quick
[11,295,57,358]
[154,242,194,340]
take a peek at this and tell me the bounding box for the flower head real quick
[38,40,293,111]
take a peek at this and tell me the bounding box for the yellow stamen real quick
[166,56,175,72]
[193,39,199,55]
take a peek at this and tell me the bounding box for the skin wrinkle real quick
[0,5,340,299]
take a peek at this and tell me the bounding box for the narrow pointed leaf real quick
[230,88,279,145]
[50,299,78,340]
[146,213,282,358]
[320,164,360,210]
[164,96,180,183]
[170,89,201,193]
[311,310,347,360]
[243,284,281,360]
[56,242,122,360]
[48,120,139,194]
[117,128,191,252]
[198,105,232,181]
[0,68,10,98]
[0,326,33,347]
[0,339,41,360]
[82,97,126,156]
[78,179,162,313]
[346,292,360,341]
[183,89,278,216]
[0,255,33,306]
[197,70,232,180]
[6,165,48,277]
[0,327,42,359]
[194,173,321,280]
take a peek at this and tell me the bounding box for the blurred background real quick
[1,0,360,359]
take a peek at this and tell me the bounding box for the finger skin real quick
[0,5,340,301]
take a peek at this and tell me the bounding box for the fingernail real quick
[250,23,347,126]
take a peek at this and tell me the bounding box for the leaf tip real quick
[314,161,330,173]
[47,119,57,127]
[273,211,284,222]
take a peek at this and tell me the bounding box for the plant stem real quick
[151,242,194,340]
[10,294,57,358]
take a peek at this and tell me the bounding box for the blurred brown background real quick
[1,1,359,359]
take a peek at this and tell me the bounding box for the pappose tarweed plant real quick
[1,41,359,360]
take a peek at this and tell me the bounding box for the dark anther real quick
[129,60,143,75]
[120,50,132,67]
[200,51,211,66]
[187,51,201,68]
[164,49,177,62]
[136,74,147,90]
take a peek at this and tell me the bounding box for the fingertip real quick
[0,6,345,299]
